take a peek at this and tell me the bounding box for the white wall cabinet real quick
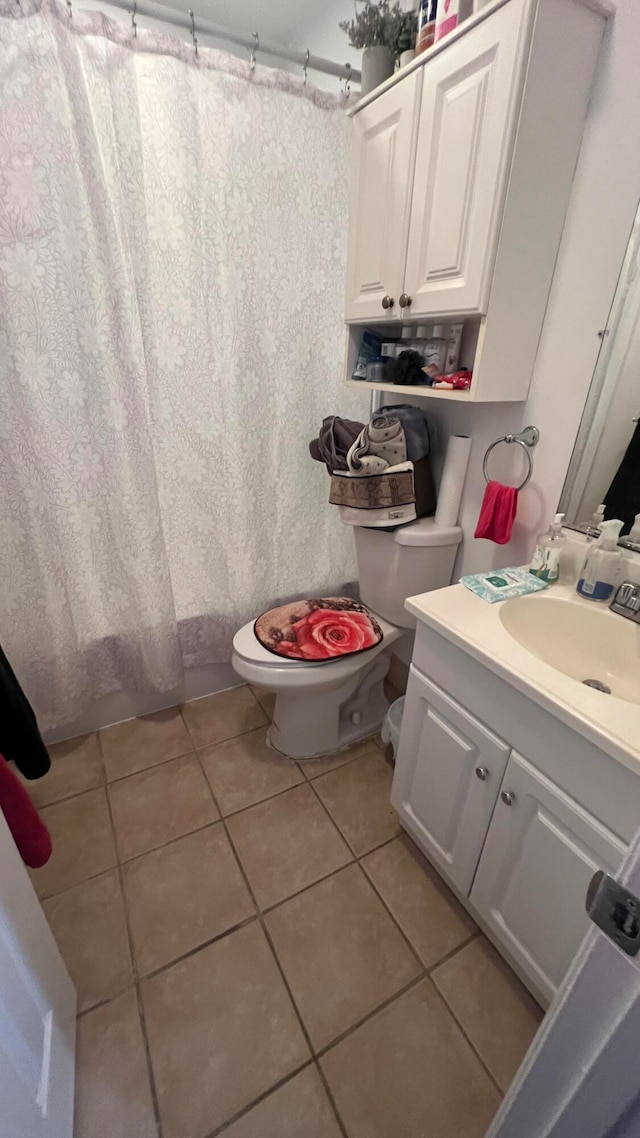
[345,72,421,322]
[403,0,526,317]
[469,751,626,1004]
[344,0,609,401]
[391,669,510,894]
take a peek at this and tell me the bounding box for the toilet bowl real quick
[232,517,462,760]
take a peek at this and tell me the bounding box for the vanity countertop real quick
[406,580,640,772]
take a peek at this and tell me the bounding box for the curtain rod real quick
[102,0,362,83]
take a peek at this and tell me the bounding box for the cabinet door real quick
[470,751,626,1005]
[403,0,530,316]
[344,71,421,322]
[391,667,510,895]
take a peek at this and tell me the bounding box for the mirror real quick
[560,201,640,543]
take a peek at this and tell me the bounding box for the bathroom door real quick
[487,814,640,1138]
[0,809,76,1137]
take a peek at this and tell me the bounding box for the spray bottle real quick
[576,519,624,601]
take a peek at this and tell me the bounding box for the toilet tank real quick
[354,518,462,628]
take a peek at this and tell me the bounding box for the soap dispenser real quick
[530,513,566,582]
[628,514,640,544]
[576,519,624,601]
[586,503,606,540]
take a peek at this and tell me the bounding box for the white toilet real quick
[232,517,462,760]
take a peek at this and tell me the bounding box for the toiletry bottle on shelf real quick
[576,519,624,601]
[530,513,566,582]
[422,325,448,381]
[434,0,473,43]
[416,0,438,54]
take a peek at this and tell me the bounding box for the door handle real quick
[475,767,488,781]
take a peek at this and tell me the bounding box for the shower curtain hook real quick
[303,48,310,86]
[250,31,259,71]
[188,9,198,56]
[131,0,137,37]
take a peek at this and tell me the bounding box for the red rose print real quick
[291,608,379,660]
[275,639,305,659]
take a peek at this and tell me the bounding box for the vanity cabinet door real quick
[344,71,422,322]
[391,667,510,895]
[470,751,626,1005]
[403,0,528,317]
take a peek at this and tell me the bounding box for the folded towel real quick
[309,416,365,475]
[347,416,407,475]
[378,405,431,460]
[329,463,415,511]
[332,461,414,480]
[474,482,518,544]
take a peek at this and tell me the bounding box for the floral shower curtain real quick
[0,0,364,731]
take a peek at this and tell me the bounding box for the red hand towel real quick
[474,481,518,544]
[0,754,52,868]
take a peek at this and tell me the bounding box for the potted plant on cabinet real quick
[340,1,418,96]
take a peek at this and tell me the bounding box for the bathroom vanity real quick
[391,582,640,1007]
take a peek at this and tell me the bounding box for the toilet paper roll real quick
[435,435,472,529]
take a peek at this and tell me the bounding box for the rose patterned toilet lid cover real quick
[254,597,383,662]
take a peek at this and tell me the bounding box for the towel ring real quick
[483,426,539,491]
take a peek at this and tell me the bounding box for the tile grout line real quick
[203,1062,316,1138]
[104,745,196,786]
[313,972,428,1063]
[425,929,481,977]
[194,749,351,1138]
[429,975,505,1100]
[178,687,269,753]
[96,731,166,1138]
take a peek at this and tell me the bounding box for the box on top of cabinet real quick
[344,0,611,402]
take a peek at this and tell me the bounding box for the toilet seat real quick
[232,612,400,686]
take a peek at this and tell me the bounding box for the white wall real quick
[437,0,640,577]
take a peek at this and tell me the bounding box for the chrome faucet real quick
[610,581,640,624]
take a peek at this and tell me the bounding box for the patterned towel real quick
[346,416,407,476]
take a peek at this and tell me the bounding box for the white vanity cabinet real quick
[392,622,640,1008]
[469,751,626,1003]
[391,670,510,894]
[344,0,609,401]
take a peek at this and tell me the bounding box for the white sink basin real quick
[499,593,640,705]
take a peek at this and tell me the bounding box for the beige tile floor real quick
[30,684,544,1138]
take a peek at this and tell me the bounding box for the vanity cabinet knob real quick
[475,767,489,781]
[381,295,394,310]
[399,293,412,308]
[501,790,515,806]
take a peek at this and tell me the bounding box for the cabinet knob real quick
[399,293,412,308]
[381,295,395,310]
[501,790,515,806]
[475,767,488,781]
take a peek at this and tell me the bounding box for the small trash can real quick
[381,696,405,762]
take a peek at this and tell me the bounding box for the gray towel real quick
[309,416,365,474]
